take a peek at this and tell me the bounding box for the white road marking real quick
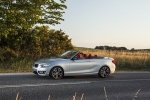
[0,81,91,89]
[1,78,150,89]
[0,73,32,76]
[105,79,150,82]
[90,78,150,83]
[1,72,150,89]
[116,71,150,73]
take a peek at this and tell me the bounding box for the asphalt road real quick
[0,72,150,100]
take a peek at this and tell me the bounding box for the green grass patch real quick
[0,58,33,73]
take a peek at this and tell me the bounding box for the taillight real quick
[112,60,115,64]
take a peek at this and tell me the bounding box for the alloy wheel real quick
[99,66,110,78]
[50,67,63,80]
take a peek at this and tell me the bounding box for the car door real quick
[69,59,93,75]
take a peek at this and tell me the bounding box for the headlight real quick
[40,64,49,68]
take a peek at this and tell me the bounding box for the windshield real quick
[60,51,77,59]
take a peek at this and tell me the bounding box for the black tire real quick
[50,66,64,80]
[98,66,110,78]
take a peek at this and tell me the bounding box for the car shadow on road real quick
[31,74,115,81]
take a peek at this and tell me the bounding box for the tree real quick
[95,45,128,50]
[0,0,67,45]
[131,48,135,51]
[28,26,74,58]
[0,0,68,59]
[0,0,67,26]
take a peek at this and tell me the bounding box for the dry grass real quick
[15,92,85,100]
[104,87,108,100]
[16,93,21,100]
[77,48,150,71]
[15,87,141,100]
[132,89,141,100]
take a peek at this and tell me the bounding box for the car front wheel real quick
[98,66,110,78]
[50,67,64,80]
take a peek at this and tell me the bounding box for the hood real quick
[35,58,66,64]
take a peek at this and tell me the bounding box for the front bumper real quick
[32,66,50,76]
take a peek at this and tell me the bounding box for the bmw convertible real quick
[32,51,116,79]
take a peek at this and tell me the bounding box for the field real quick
[76,47,150,71]
[0,48,150,73]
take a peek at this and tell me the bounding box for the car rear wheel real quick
[50,67,64,80]
[98,66,110,78]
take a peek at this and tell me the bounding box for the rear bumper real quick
[110,64,116,74]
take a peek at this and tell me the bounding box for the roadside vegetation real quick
[0,28,74,73]
[77,47,150,71]
[0,47,150,73]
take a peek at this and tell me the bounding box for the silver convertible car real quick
[32,51,116,79]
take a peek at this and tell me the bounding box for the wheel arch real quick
[99,65,110,70]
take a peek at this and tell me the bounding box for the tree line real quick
[95,46,128,50]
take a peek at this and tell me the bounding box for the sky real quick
[52,0,150,49]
